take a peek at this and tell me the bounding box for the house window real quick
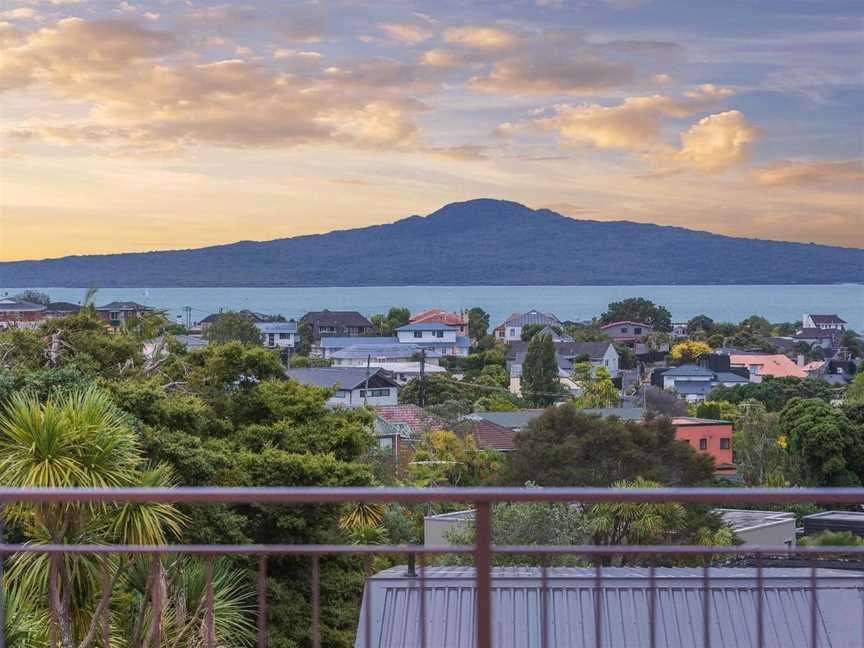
[320,326,335,334]
[435,330,444,338]
[699,439,708,450]
[621,327,628,333]
[267,334,275,345]
[360,388,390,398]
[720,438,730,450]
[634,327,642,334]
[414,331,422,338]
[279,333,290,339]
[509,328,516,336]
[109,311,120,321]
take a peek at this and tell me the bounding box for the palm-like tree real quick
[0,388,251,647]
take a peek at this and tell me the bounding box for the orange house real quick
[672,417,734,474]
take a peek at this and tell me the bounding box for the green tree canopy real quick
[467,307,490,340]
[687,314,714,334]
[709,376,834,411]
[370,306,410,335]
[780,397,864,486]
[203,311,263,345]
[600,298,672,332]
[498,404,715,486]
[733,400,787,486]
[11,289,50,305]
[572,362,619,408]
[521,333,561,407]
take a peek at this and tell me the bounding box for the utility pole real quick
[182,305,192,330]
[363,354,371,406]
[419,348,427,408]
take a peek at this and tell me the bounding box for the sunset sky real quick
[1,0,862,261]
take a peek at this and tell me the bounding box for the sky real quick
[1,0,862,261]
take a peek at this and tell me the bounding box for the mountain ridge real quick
[2,199,862,287]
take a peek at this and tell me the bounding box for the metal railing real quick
[1,487,863,647]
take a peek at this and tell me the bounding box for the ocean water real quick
[8,284,863,329]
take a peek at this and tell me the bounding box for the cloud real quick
[527,85,735,150]
[1,18,443,153]
[468,57,634,94]
[379,18,437,44]
[0,8,41,20]
[752,159,864,186]
[443,26,521,51]
[668,110,760,172]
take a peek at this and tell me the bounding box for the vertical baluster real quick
[594,557,603,648]
[475,502,492,648]
[258,555,268,648]
[364,554,373,648]
[540,555,549,648]
[0,503,5,648]
[810,560,818,648]
[703,554,711,648]
[755,553,764,648]
[152,555,164,648]
[311,555,321,648]
[648,557,656,648]
[100,560,111,648]
[205,556,215,648]
[418,552,427,648]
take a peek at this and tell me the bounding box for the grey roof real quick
[44,301,81,312]
[467,407,643,430]
[713,371,750,383]
[0,299,47,312]
[254,321,297,334]
[674,382,714,395]
[301,310,373,327]
[715,509,795,533]
[396,322,457,332]
[284,367,398,390]
[357,566,864,648]
[319,336,399,348]
[330,344,440,360]
[507,341,612,362]
[504,310,561,328]
[411,336,471,350]
[808,314,846,324]
[96,301,152,311]
[662,364,715,377]
[794,328,838,339]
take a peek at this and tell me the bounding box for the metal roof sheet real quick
[356,566,864,648]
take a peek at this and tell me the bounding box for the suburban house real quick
[462,418,516,452]
[317,336,400,359]
[255,320,297,349]
[671,416,734,473]
[494,309,562,342]
[729,353,807,381]
[300,310,375,338]
[409,309,468,337]
[506,341,619,395]
[792,328,838,349]
[372,404,445,456]
[802,313,847,332]
[330,344,447,383]
[94,301,154,331]
[598,320,653,344]
[284,367,399,408]
[395,323,470,357]
[43,302,82,319]
[355,566,864,647]
[0,298,47,329]
[716,510,796,546]
[656,364,749,402]
[197,309,266,332]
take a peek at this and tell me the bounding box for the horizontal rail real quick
[0,486,863,504]
[1,543,863,556]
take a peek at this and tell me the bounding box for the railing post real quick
[475,501,492,648]
[0,501,5,648]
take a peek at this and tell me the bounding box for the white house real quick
[255,321,297,349]
[494,310,561,342]
[316,336,399,359]
[802,314,847,332]
[330,344,441,367]
[395,323,470,357]
[283,367,399,408]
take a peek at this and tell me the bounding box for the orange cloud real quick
[443,25,520,50]
[670,110,760,172]
[753,159,864,186]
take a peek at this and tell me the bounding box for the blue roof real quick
[412,336,471,350]
[396,323,458,332]
[663,364,714,377]
[319,336,398,348]
[254,321,297,333]
[714,371,749,383]
[330,344,441,360]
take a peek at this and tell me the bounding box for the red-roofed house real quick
[410,309,468,336]
[466,418,516,452]
[730,354,807,381]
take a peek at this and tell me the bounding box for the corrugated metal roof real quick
[397,323,459,332]
[330,344,440,359]
[356,566,864,648]
[254,321,297,333]
[284,367,398,390]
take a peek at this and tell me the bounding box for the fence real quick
[1,487,863,647]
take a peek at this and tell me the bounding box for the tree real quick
[839,330,864,359]
[203,311,263,345]
[738,314,773,337]
[562,323,610,342]
[643,385,688,416]
[521,333,560,407]
[614,343,636,369]
[571,362,619,408]
[408,430,502,487]
[780,397,864,486]
[520,323,547,341]
[467,307,490,340]
[498,404,714,486]
[687,314,714,334]
[369,307,410,335]
[732,400,787,486]
[670,340,712,365]
[847,372,864,403]
[12,289,50,305]
[694,400,739,423]
[600,298,672,332]
[295,321,314,356]
[709,376,834,411]
[400,373,480,408]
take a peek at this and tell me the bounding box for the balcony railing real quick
[1,487,863,647]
